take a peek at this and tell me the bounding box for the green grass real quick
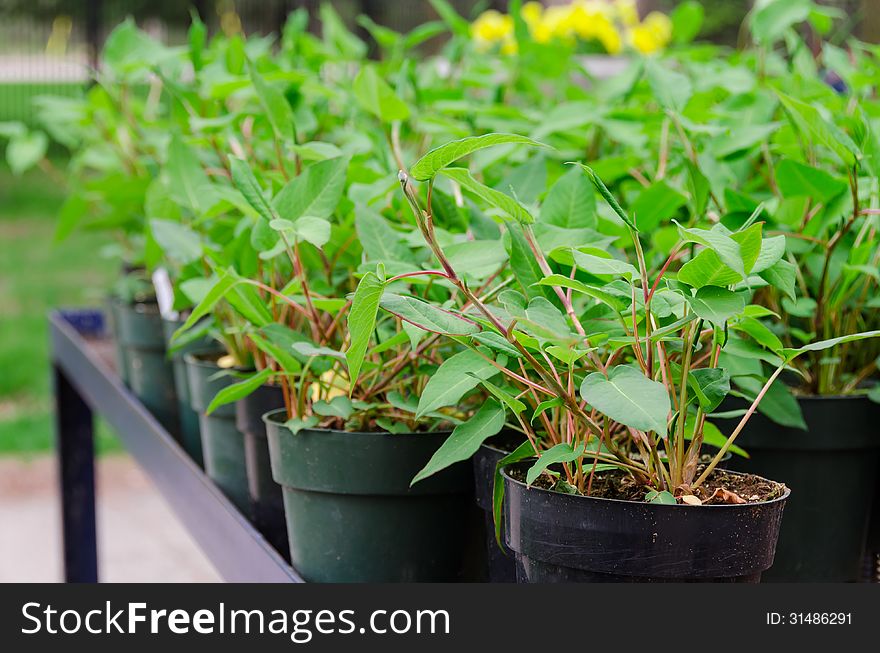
[0,162,120,456]
[0,82,84,126]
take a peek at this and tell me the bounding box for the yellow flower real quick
[629,24,661,54]
[596,21,623,55]
[629,11,672,54]
[521,1,544,28]
[567,3,597,40]
[501,37,519,55]
[614,0,640,27]
[472,10,514,48]
[643,11,673,44]
[543,5,577,40]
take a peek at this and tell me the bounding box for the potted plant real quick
[391,133,880,581]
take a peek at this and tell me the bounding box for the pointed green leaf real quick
[412,400,506,485]
[438,167,534,224]
[410,133,546,181]
[344,271,385,386]
[581,365,671,436]
[206,368,273,414]
[416,349,500,418]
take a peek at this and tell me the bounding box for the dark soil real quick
[511,467,787,505]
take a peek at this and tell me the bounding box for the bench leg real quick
[54,364,98,583]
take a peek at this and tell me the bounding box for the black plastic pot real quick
[502,463,789,582]
[472,435,523,583]
[235,384,288,557]
[184,352,250,515]
[722,395,880,582]
[264,409,479,582]
[162,318,210,467]
[110,299,179,434]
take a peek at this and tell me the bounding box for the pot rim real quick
[262,407,452,439]
[789,392,878,402]
[500,463,790,510]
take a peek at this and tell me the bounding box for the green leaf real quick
[759,258,798,301]
[471,332,522,359]
[230,156,278,222]
[687,368,730,412]
[532,397,563,424]
[581,365,670,437]
[750,0,811,44]
[412,400,506,485]
[379,293,481,336]
[206,369,273,414]
[733,316,784,353]
[172,271,241,340]
[776,90,859,167]
[685,417,748,458]
[752,235,786,274]
[353,65,410,123]
[775,159,847,202]
[313,396,354,420]
[574,164,638,231]
[446,240,507,279]
[645,58,692,113]
[54,192,89,242]
[535,275,626,312]
[409,133,546,181]
[631,181,687,232]
[571,249,639,279]
[438,167,534,224]
[646,490,677,505]
[167,134,215,214]
[416,349,500,418]
[273,156,348,221]
[285,415,319,435]
[526,442,584,485]
[271,216,331,248]
[248,60,296,141]
[475,376,527,415]
[355,207,414,265]
[506,222,550,300]
[782,330,880,360]
[428,0,471,36]
[493,439,538,543]
[671,1,704,44]
[149,219,202,265]
[685,287,746,325]
[345,271,384,386]
[675,222,746,279]
[540,167,597,229]
[6,130,47,175]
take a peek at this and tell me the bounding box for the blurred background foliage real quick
[0,0,876,454]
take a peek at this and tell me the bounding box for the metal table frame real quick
[50,309,302,583]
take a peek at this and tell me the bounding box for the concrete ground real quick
[0,455,220,583]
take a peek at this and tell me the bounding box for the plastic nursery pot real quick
[864,486,880,582]
[106,298,131,386]
[721,395,880,582]
[110,298,179,435]
[502,462,790,583]
[235,384,288,557]
[184,351,251,516]
[264,409,480,583]
[472,433,526,583]
[162,318,212,467]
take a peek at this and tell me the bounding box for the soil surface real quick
[513,467,786,505]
